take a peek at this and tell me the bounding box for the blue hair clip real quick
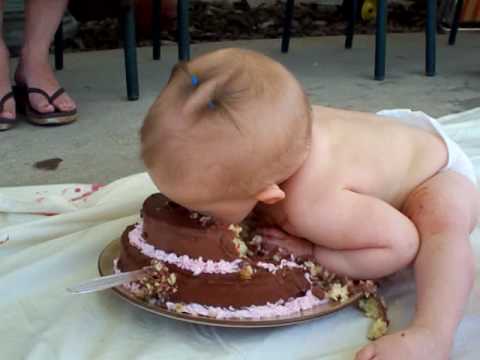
[191,74,199,87]
[191,73,214,108]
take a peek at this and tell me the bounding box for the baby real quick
[141,48,479,360]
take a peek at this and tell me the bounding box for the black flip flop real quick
[0,91,16,131]
[15,85,78,126]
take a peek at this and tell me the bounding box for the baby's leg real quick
[357,170,478,360]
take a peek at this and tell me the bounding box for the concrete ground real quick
[1,32,479,187]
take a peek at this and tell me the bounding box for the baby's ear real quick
[255,184,285,205]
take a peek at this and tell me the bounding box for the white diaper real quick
[377,109,478,186]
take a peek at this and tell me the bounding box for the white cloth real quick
[378,109,477,185]
[1,109,480,360]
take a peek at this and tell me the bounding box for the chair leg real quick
[449,0,464,45]
[345,0,358,49]
[177,0,190,61]
[281,0,295,53]
[374,0,387,80]
[54,22,64,71]
[152,0,161,60]
[121,1,139,101]
[425,0,436,76]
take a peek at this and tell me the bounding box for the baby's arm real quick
[294,189,420,279]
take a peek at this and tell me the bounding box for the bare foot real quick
[355,326,450,360]
[256,227,313,258]
[0,42,15,121]
[15,56,76,114]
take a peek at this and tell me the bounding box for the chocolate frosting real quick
[142,194,239,261]
[118,227,309,307]
[118,193,311,308]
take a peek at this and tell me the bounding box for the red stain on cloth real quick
[71,183,105,202]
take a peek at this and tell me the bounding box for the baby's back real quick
[302,106,448,209]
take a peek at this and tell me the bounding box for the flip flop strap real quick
[0,91,14,112]
[50,88,66,103]
[0,117,16,124]
[27,87,66,106]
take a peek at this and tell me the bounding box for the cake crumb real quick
[131,260,178,302]
[327,283,350,303]
[358,296,388,320]
[228,224,243,237]
[356,280,378,297]
[304,261,323,278]
[358,295,390,340]
[174,303,185,313]
[233,237,248,257]
[358,297,382,319]
[368,318,389,340]
[239,264,254,280]
[167,273,177,286]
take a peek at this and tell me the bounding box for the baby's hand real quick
[256,227,313,258]
[355,325,449,360]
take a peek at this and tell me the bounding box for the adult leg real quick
[0,0,15,123]
[15,0,76,114]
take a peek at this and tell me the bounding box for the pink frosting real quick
[128,222,306,276]
[114,258,328,320]
[166,290,327,319]
[257,259,303,273]
[128,222,242,275]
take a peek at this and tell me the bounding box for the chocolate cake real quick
[115,193,382,321]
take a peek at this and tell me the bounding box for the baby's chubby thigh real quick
[401,170,478,239]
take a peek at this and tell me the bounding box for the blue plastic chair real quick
[373,0,437,79]
[281,0,437,80]
[281,0,358,52]
[448,0,464,45]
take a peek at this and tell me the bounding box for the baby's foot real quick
[355,326,450,360]
[256,227,313,258]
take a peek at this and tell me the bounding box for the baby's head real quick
[141,48,312,223]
